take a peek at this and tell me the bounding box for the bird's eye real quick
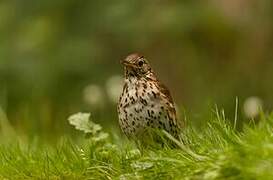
[138,60,144,67]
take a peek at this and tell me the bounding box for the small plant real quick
[68,112,109,142]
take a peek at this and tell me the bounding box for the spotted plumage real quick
[117,53,182,144]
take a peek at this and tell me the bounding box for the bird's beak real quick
[121,60,136,68]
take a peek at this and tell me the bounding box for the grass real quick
[1,111,273,179]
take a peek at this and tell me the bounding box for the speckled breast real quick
[117,77,171,139]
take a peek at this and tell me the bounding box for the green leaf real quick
[68,112,101,134]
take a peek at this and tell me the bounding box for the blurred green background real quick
[0,0,272,141]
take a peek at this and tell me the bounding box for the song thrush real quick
[117,53,182,144]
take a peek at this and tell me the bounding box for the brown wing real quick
[146,74,176,117]
[146,72,174,104]
[157,81,174,104]
[156,80,184,138]
[147,72,183,131]
[155,81,177,118]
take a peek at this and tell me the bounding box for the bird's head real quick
[121,53,152,78]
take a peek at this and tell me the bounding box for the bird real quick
[117,53,182,146]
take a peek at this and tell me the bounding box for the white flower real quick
[243,96,263,118]
[83,84,104,107]
[105,75,123,103]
